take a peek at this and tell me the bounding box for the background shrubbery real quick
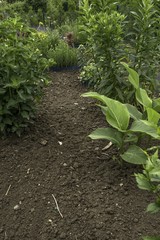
[79,0,160,103]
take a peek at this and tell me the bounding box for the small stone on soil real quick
[14,204,20,210]
[40,140,48,146]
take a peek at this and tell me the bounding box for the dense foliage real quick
[79,0,160,103]
[0,18,53,135]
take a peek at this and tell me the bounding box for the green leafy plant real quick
[135,150,160,214]
[128,0,160,92]
[79,0,160,103]
[0,17,53,135]
[34,29,60,60]
[79,2,127,100]
[138,150,160,240]
[82,64,160,164]
[50,40,78,68]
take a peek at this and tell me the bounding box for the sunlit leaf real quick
[121,145,148,164]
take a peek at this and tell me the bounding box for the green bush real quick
[50,40,78,68]
[79,5,127,101]
[0,18,53,136]
[0,1,26,20]
[79,0,160,102]
[34,29,60,59]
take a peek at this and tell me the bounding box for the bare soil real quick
[0,71,159,240]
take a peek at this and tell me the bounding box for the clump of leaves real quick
[135,150,160,214]
[82,63,160,165]
[50,40,78,68]
[0,17,53,136]
[128,0,160,92]
[79,3,127,101]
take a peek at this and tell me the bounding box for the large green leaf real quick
[143,236,160,240]
[105,105,129,131]
[130,120,160,139]
[121,62,139,89]
[146,108,160,125]
[153,98,160,112]
[89,127,123,147]
[149,169,160,182]
[135,173,152,190]
[82,92,130,131]
[125,103,142,120]
[121,145,148,164]
[82,91,111,105]
[7,99,18,109]
[136,88,152,108]
[147,202,160,214]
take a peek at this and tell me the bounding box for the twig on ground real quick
[102,142,113,151]
[5,184,11,196]
[52,194,63,218]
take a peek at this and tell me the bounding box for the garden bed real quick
[0,71,159,240]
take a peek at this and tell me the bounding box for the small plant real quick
[135,150,160,214]
[82,63,160,164]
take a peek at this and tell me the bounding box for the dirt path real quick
[0,71,159,240]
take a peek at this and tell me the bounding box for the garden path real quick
[0,71,159,240]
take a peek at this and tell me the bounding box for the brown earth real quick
[0,70,159,240]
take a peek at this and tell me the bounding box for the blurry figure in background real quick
[64,32,74,47]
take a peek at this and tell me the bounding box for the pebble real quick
[30,208,35,213]
[133,218,139,223]
[95,147,100,151]
[14,205,20,210]
[40,140,48,146]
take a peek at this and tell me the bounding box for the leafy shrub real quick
[50,40,78,68]
[127,0,160,92]
[0,18,53,135]
[35,29,60,59]
[79,1,129,101]
[79,0,160,102]
[0,1,26,21]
